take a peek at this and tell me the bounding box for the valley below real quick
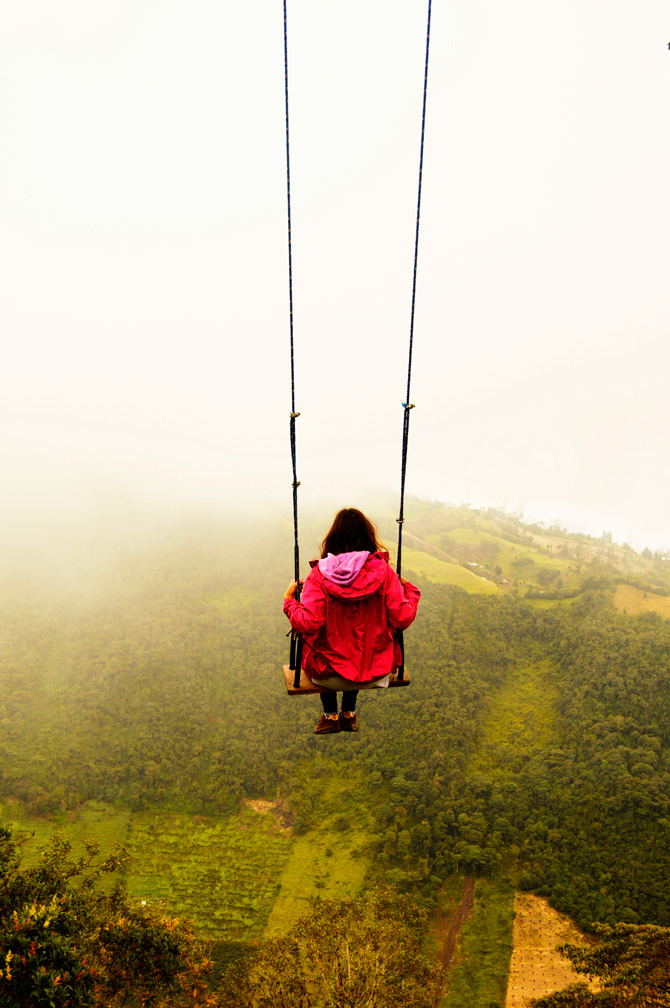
[2,498,670,1005]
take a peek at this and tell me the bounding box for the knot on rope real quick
[290,411,301,418]
[402,403,416,410]
[292,481,301,488]
[396,518,405,524]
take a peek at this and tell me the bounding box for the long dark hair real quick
[320,508,383,558]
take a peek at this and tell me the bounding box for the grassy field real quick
[1,774,374,943]
[467,662,558,784]
[404,548,499,594]
[440,877,515,1008]
[0,798,130,893]
[391,502,670,599]
[264,824,371,936]
[525,596,578,610]
[265,772,376,935]
[441,528,577,584]
[124,806,294,940]
[613,584,670,619]
[1,798,294,940]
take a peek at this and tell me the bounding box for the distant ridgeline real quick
[1,500,670,931]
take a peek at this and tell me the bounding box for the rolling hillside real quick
[2,498,670,1004]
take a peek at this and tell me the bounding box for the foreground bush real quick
[0,825,214,1007]
[219,888,446,1008]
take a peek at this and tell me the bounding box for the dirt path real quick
[436,875,475,967]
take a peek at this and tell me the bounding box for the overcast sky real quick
[1,0,669,549]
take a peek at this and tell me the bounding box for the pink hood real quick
[318,550,370,587]
[310,551,391,600]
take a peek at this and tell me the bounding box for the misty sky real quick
[2,1,669,549]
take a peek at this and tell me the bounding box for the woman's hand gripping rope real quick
[284,578,305,601]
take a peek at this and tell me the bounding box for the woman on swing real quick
[283,508,421,734]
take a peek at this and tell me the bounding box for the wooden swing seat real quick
[282,665,410,696]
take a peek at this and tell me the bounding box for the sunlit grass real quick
[265,776,374,936]
[404,549,499,594]
[526,597,578,610]
[446,527,572,576]
[263,828,371,936]
[467,662,558,782]
[613,584,670,619]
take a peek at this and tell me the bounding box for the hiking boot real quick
[314,714,341,734]
[339,712,359,732]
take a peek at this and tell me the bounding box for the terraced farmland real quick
[125,806,293,940]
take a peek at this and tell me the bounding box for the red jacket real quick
[283,552,420,684]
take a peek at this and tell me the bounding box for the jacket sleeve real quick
[384,569,421,630]
[283,572,327,634]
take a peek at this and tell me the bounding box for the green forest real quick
[2,498,670,1005]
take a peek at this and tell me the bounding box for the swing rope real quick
[284,0,433,685]
[396,0,432,678]
[284,0,303,685]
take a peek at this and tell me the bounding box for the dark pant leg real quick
[341,690,359,713]
[320,691,338,715]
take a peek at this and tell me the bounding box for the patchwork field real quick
[1,782,374,943]
[124,805,294,940]
[1,798,293,940]
[440,528,577,585]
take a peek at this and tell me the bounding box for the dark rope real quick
[284,0,302,686]
[396,0,432,678]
